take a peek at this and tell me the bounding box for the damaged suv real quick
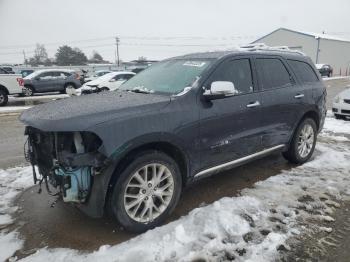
[20,47,326,232]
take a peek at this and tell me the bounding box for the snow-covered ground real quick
[323,76,350,81]
[0,115,350,262]
[0,106,32,114]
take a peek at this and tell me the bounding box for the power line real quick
[0,34,259,50]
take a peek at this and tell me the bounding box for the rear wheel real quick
[109,151,182,232]
[23,86,34,96]
[0,89,8,106]
[283,118,317,164]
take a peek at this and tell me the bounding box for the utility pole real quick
[23,50,27,65]
[115,37,120,67]
[315,36,321,64]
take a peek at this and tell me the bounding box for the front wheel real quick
[283,118,317,164]
[109,151,182,233]
[63,84,75,94]
[0,90,8,106]
[99,87,109,92]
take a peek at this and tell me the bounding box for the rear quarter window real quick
[288,60,319,83]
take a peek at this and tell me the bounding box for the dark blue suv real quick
[21,48,326,232]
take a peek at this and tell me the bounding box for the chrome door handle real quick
[294,94,305,99]
[246,101,261,108]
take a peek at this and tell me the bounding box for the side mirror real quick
[203,81,237,100]
[35,77,40,81]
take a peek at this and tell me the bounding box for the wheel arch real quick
[108,140,190,190]
[300,110,320,130]
[64,82,76,89]
[24,84,35,91]
[0,84,9,95]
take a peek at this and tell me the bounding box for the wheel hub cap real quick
[298,124,314,158]
[124,163,174,223]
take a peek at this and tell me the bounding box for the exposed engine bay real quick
[25,127,106,203]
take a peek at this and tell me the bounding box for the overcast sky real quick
[1,0,350,64]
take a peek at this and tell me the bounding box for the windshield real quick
[119,59,213,95]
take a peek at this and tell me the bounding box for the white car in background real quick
[67,71,135,96]
[83,70,112,83]
[333,89,350,119]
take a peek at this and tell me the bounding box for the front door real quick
[199,57,263,172]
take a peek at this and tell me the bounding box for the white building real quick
[252,28,350,75]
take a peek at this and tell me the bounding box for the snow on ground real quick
[323,76,350,81]
[0,106,32,113]
[9,94,68,101]
[0,116,350,262]
[0,166,33,261]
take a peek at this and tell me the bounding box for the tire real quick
[63,84,75,94]
[23,86,34,97]
[109,151,182,233]
[100,87,109,92]
[283,118,317,164]
[0,89,8,106]
[335,114,345,120]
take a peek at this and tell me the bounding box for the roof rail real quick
[239,43,305,56]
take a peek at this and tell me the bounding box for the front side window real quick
[256,58,293,90]
[288,60,319,83]
[207,58,254,95]
[120,59,213,95]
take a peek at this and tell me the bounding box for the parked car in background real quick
[67,71,135,96]
[23,69,82,96]
[316,64,333,77]
[20,69,35,78]
[21,47,326,232]
[0,72,24,106]
[0,66,15,74]
[0,67,14,74]
[333,89,350,119]
[84,70,112,83]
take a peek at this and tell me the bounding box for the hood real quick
[339,88,350,98]
[20,91,170,131]
[84,78,102,87]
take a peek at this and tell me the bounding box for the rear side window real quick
[208,58,254,95]
[256,58,293,90]
[288,60,319,83]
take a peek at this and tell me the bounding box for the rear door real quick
[55,71,70,91]
[254,56,307,148]
[199,56,263,171]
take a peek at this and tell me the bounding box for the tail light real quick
[16,78,24,86]
[75,73,81,80]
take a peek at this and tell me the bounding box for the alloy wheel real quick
[123,163,174,223]
[24,87,33,96]
[298,123,315,158]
